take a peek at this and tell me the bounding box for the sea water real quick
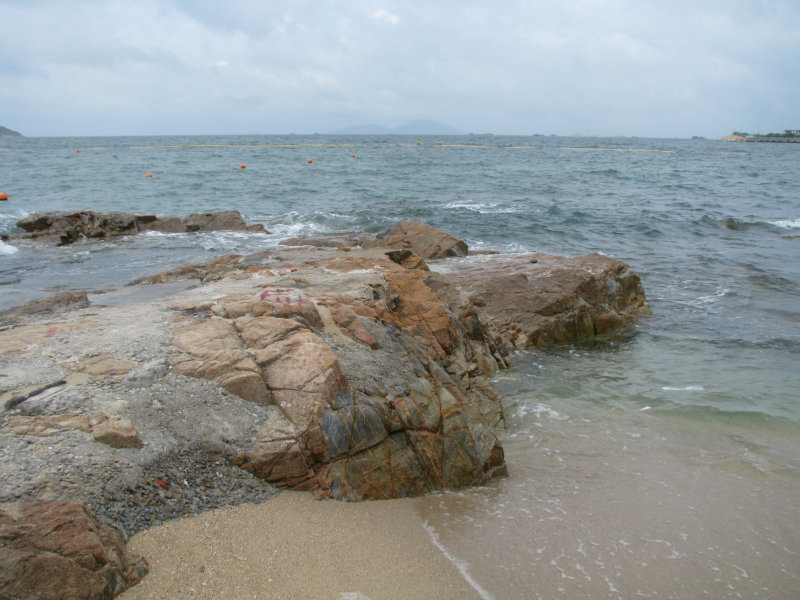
[2,134,799,597]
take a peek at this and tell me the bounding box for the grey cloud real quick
[0,0,797,137]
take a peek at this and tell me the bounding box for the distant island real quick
[717,130,799,143]
[0,126,23,137]
[329,120,461,135]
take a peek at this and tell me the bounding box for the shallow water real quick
[2,134,799,597]
[416,350,800,599]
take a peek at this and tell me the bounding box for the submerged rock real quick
[6,210,267,245]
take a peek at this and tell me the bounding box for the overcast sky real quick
[1,0,797,138]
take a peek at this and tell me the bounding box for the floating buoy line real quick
[565,147,675,153]
[127,142,544,150]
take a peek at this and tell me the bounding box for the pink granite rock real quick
[0,500,147,600]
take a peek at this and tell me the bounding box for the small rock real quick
[91,416,143,449]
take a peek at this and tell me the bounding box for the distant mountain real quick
[0,126,22,137]
[330,120,461,135]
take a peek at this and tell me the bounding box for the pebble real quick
[87,447,279,538]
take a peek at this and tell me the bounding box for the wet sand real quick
[119,403,800,600]
[120,491,482,600]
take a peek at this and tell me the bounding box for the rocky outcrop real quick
[4,412,143,449]
[365,221,469,259]
[441,252,650,350]
[1,222,650,512]
[6,210,267,245]
[139,211,267,234]
[0,221,652,594]
[169,250,508,500]
[0,291,90,327]
[0,500,148,599]
[159,234,649,499]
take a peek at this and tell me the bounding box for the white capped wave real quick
[767,218,800,229]
[444,201,520,214]
[463,238,529,253]
[141,229,267,242]
[0,240,19,255]
[0,208,29,233]
[695,288,730,304]
[252,211,367,240]
[661,385,705,392]
[268,221,330,239]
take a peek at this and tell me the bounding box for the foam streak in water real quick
[661,385,705,391]
[768,218,800,229]
[0,240,18,255]
[421,520,495,600]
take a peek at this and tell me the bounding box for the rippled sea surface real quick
[2,134,799,597]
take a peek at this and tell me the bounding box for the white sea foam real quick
[444,200,521,214]
[696,288,729,304]
[661,385,705,392]
[0,240,19,255]
[767,218,800,229]
[464,238,529,254]
[522,403,567,420]
[421,521,495,600]
[677,287,730,309]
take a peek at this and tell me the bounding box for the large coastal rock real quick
[168,250,508,499]
[0,221,652,594]
[0,500,148,600]
[440,252,651,350]
[6,210,267,245]
[1,221,649,518]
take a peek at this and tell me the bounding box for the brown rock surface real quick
[77,355,137,383]
[5,412,143,449]
[374,221,469,259]
[169,248,507,498]
[7,210,266,245]
[0,500,148,600]
[440,252,651,350]
[0,291,90,327]
[0,223,650,516]
[14,211,140,245]
[91,416,144,449]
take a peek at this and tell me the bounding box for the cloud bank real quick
[1,0,797,137]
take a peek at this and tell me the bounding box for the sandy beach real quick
[119,491,482,600]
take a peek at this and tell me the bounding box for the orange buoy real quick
[240,164,246,169]
[145,173,153,178]
[307,159,313,164]
[75,149,80,153]
[351,153,356,158]
[0,193,8,201]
